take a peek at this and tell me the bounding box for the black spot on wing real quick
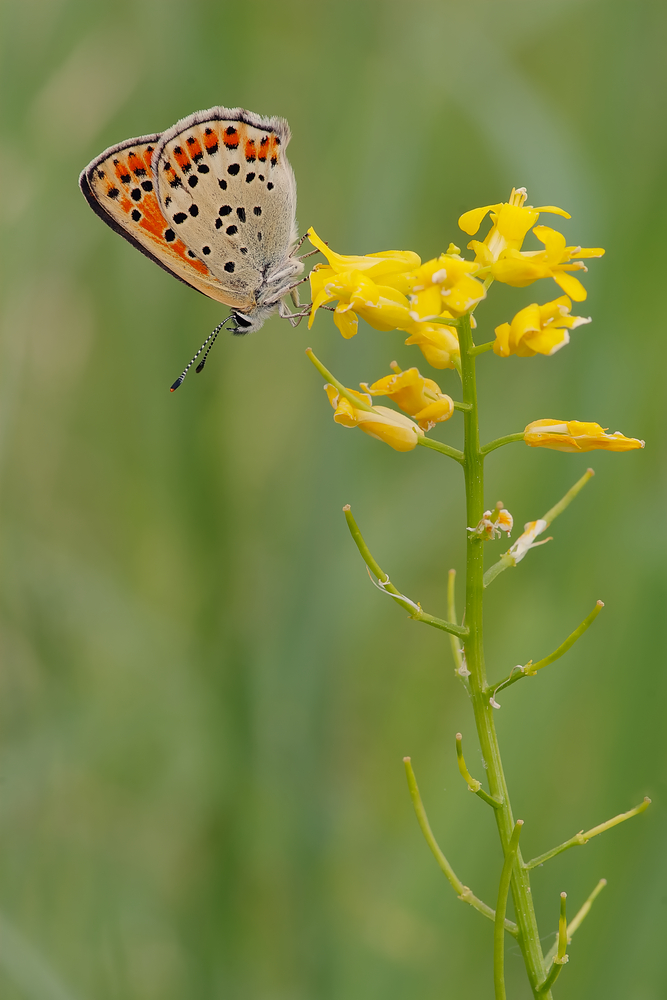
[246,172,255,183]
[173,212,187,224]
[253,206,261,216]
[224,261,235,272]
[236,207,246,223]
[131,209,141,221]
[164,229,175,242]
[202,246,211,255]
[219,205,232,216]
[188,176,198,188]
[131,188,142,201]
[189,204,199,217]
[226,225,238,235]
[228,163,240,176]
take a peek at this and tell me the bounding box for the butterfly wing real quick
[79,133,253,308]
[152,107,298,304]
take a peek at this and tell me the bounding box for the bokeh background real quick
[0,1,665,997]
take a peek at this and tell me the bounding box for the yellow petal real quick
[334,307,359,339]
[458,204,499,235]
[306,227,420,278]
[552,271,588,301]
[355,406,422,451]
[413,397,455,428]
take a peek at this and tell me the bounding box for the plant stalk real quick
[458,313,550,998]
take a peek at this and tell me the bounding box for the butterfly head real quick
[230,306,276,335]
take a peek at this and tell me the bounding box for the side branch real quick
[544,879,607,966]
[524,797,651,870]
[305,348,375,412]
[484,468,595,587]
[487,600,604,700]
[456,733,502,808]
[343,506,468,638]
[403,758,518,937]
[494,820,523,1000]
[482,432,525,456]
[417,436,465,463]
[537,893,568,994]
[447,570,464,674]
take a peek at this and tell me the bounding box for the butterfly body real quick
[79,107,303,333]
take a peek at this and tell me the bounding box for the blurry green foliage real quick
[0,1,664,997]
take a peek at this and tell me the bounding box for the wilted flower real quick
[507,519,550,564]
[469,507,514,540]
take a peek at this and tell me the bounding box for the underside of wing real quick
[79,134,254,309]
[153,107,298,290]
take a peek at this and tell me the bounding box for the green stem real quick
[481,431,525,456]
[416,436,464,463]
[305,348,376,411]
[494,820,523,1000]
[459,312,549,997]
[542,468,595,525]
[470,341,495,356]
[403,758,518,936]
[343,506,468,639]
[537,894,569,994]
[447,569,464,674]
[544,879,607,966]
[524,797,651,870]
[488,600,605,698]
[456,733,502,808]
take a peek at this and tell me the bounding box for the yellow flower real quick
[309,268,414,338]
[460,187,571,261]
[402,321,461,370]
[307,227,421,277]
[324,384,422,452]
[494,296,591,357]
[524,419,644,452]
[401,254,486,319]
[491,226,605,301]
[363,365,454,430]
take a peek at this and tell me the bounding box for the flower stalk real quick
[305,188,649,997]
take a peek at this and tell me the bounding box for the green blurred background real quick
[0,1,664,997]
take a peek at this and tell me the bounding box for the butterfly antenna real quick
[170,318,231,391]
[195,327,222,375]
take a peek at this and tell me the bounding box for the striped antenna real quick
[170,317,231,391]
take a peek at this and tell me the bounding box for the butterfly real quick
[79,106,307,388]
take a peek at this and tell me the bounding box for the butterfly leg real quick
[278,298,311,328]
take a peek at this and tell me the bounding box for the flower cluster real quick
[307,228,466,370]
[306,187,643,459]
